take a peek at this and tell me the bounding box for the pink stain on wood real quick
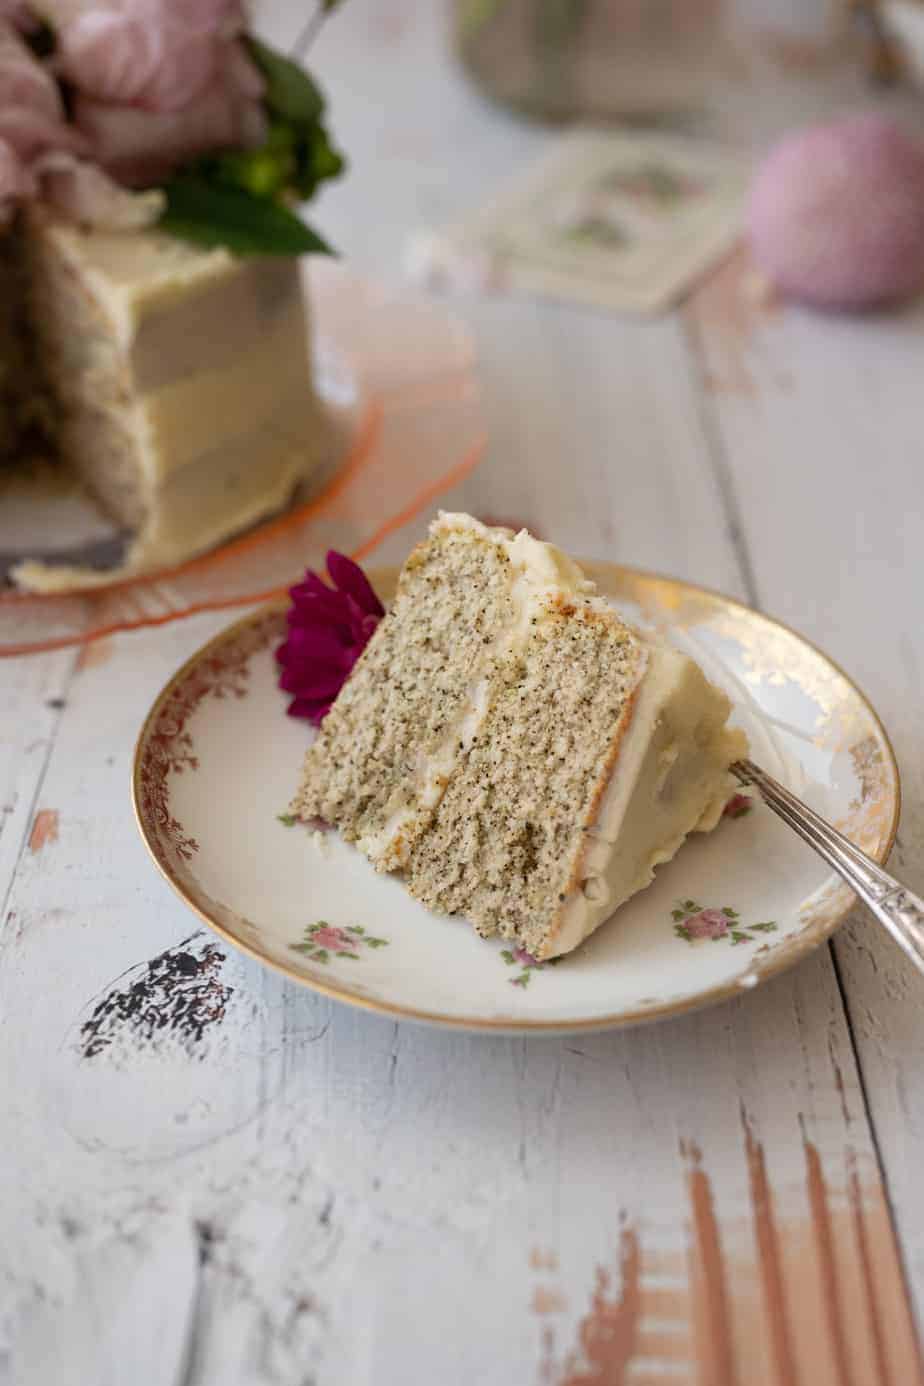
[76,637,114,671]
[537,1138,923,1386]
[29,809,59,853]
[741,1104,798,1386]
[532,1286,567,1316]
[803,1137,858,1386]
[684,1142,739,1386]
[556,1226,641,1386]
[845,1155,924,1386]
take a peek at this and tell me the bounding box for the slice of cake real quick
[6,210,323,590]
[290,514,747,960]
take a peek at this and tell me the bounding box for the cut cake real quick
[290,513,747,960]
[2,209,323,589]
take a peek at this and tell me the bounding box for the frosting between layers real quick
[356,512,620,868]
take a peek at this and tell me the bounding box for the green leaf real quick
[159,176,333,257]
[341,952,361,961]
[348,925,365,935]
[683,900,698,911]
[246,36,326,125]
[671,909,686,922]
[277,813,297,827]
[366,938,388,948]
[307,922,326,934]
[289,942,313,954]
[730,931,750,945]
[751,922,778,933]
[313,949,330,963]
[501,950,515,965]
[722,908,739,919]
[674,925,692,943]
[510,972,531,988]
[210,131,297,200]
[293,120,345,201]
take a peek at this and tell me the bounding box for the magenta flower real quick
[276,551,384,725]
[685,909,729,941]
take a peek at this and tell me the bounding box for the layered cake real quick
[6,212,322,589]
[0,3,343,590]
[290,514,747,960]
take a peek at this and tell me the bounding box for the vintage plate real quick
[0,261,484,656]
[133,563,900,1034]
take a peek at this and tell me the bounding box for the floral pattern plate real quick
[133,563,900,1034]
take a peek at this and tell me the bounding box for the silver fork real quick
[731,758,924,973]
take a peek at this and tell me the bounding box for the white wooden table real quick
[3,6,924,1383]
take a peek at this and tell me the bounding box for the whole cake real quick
[290,514,747,960]
[0,2,343,591]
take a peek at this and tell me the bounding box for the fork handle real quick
[732,758,924,974]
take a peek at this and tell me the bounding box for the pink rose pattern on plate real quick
[672,900,777,947]
[500,945,561,989]
[290,923,388,965]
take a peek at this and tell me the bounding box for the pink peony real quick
[723,793,752,820]
[0,21,62,122]
[58,10,218,113]
[0,1,36,30]
[748,112,924,310]
[74,50,265,185]
[56,0,255,114]
[0,20,85,217]
[276,552,385,724]
[685,909,729,941]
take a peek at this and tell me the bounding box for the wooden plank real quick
[688,249,924,1325]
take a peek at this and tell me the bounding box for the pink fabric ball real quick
[748,112,924,310]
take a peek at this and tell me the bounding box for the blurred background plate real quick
[0,260,486,657]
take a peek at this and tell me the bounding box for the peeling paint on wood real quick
[78,933,232,1059]
[28,809,58,853]
[684,1144,738,1386]
[75,637,115,672]
[556,1226,641,1386]
[741,1105,798,1386]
